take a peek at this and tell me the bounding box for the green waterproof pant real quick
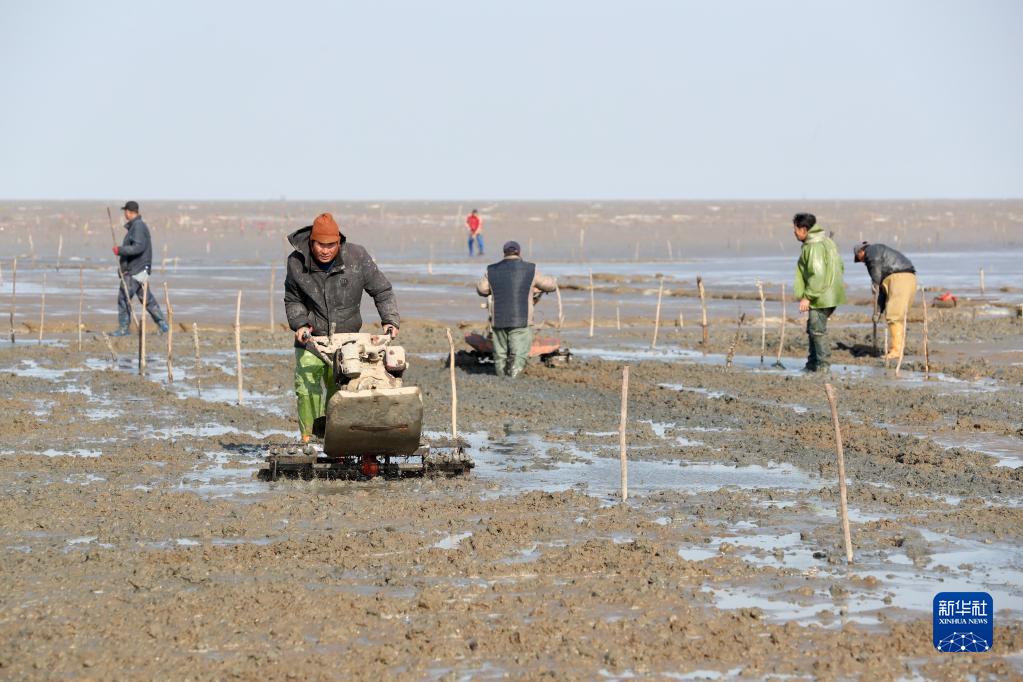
[294,348,336,436]
[806,307,835,371]
[492,327,532,377]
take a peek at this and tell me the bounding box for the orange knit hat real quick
[310,213,340,243]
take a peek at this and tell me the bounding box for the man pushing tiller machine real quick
[258,213,472,481]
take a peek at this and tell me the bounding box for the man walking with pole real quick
[111,201,169,336]
[792,213,846,373]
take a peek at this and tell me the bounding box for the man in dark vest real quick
[476,241,557,377]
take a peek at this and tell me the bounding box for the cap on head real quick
[853,241,869,262]
[502,240,521,256]
[310,212,340,243]
[120,200,139,212]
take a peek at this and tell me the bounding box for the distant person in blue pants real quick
[466,209,484,256]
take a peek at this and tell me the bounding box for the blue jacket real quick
[119,216,153,276]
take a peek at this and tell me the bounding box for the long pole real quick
[192,322,202,397]
[77,266,84,352]
[37,274,46,345]
[56,234,63,272]
[268,265,276,333]
[824,383,854,564]
[446,328,458,439]
[651,276,664,349]
[102,332,118,368]
[107,207,139,329]
[697,276,708,347]
[774,283,787,367]
[235,290,243,405]
[164,283,174,383]
[920,287,930,378]
[9,257,16,343]
[619,365,629,503]
[756,280,766,364]
[555,284,564,332]
[871,285,879,355]
[138,278,148,375]
[588,270,595,338]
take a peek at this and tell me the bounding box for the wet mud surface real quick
[2,316,1022,680]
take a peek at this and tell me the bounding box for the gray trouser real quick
[118,273,165,328]
[806,307,835,370]
[492,327,532,377]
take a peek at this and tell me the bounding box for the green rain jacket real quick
[794,225,847,309]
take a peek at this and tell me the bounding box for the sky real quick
[1,0,1021,201]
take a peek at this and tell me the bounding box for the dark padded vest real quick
[487,259,536,329]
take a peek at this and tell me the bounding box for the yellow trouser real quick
[882,272,917,356]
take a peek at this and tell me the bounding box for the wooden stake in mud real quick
[163,283,174,383]
[871,285,880,355]
[697,276,708,347]
[77,266,84,352]
[445,328,458,439]
[883,328,890,369]
[138,278,148,375]
[235,290,243,405]
[37,273,46,345]
[588,270,595,338]
[651,276,664,349]
[9,257,16,343]
[619,365,629,503]
[979,268,986,296]
[725,313,746,368]
[616,304,621,331]
[756,280,766,364]
[920,287,930,378]
[56,233,63,271]
[102,332,118,368]
[268,265,276,333]
[192,322,202,397]
[774,283,787,368]
[555,283,564,332]
[823,382,854,564]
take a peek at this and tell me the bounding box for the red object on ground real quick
[464,332,562,358]
[937,292,957,303]
[360,455,379,478]
[112,246,120,256]
[466,214,481,234]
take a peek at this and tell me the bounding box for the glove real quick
[112,246,120,256]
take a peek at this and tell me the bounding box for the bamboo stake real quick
[102,332,118,368]
[666,240,673,260]
[883,328,890,369]
[268,265,276,333]
[920,287,930,378]
[138,278,148,375]
[725,313,746,368]
[163,283,174,383]
[871,285,880,355]
[774,283,787,368]
[446,328,458,439]
[555,283,564,332]
[616,305,621,331]
[633,241,639,262]
[9,257,16,343]
[235,290,243,404]
[192,322,202,397]
[651,276,664,349]
[824,382,854,564]
[619,365,629,503]
[756,280,766,364]
[28,233,36,262]
[37,273,46,345]
[77,266,84,352]
[979,268,985,295]
[588,270,595,338]
[56,234,63,271]
[697,276,708,347]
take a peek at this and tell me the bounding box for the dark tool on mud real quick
[259,331,473,481]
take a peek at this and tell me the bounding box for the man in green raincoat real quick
[792,213,846,372]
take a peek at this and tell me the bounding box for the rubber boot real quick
[810,331,831,372]
[110,325,131,337]
[157,320,170,335]
[883,322,905,360]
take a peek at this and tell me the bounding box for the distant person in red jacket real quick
[466,209,484,256]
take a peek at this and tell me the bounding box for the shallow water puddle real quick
[882,424,1023,469]
[179,450,265,499]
